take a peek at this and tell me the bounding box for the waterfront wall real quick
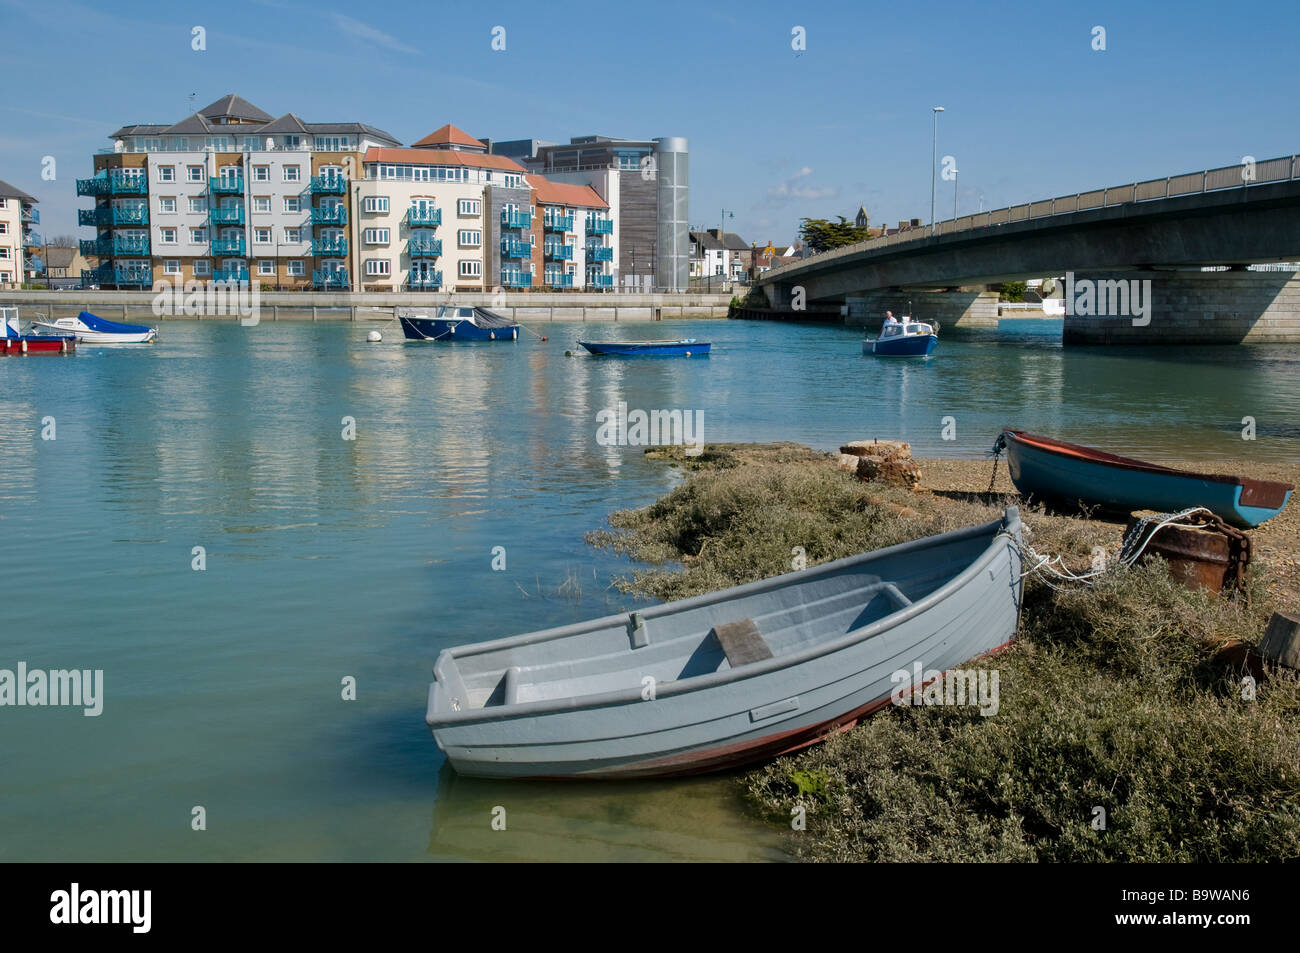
[0,289,733,322]
[1062,270,1300,344]
[843,290,1000,329]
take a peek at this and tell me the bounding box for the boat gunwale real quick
[579,339,707,348]
[1003,428,1293,497]
[427,510,1020,726]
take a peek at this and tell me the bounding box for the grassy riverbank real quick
[586,443,1300,862]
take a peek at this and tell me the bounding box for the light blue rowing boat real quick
[426,509,1024,779]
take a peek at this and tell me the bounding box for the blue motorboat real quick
[579,339,710,357]
[997,429,1293,528]
[864,316,937,357]
[397,306,520,342]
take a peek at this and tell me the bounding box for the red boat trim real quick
[1002,428,1292,509]
[524,639,1018,780]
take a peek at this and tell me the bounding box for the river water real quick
[1,318,1296,861]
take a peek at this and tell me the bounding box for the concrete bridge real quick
[759,156,1300,343]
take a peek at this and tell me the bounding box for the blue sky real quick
[3,0,1295,245]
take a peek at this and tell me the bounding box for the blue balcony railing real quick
[406,207,441,227]
[586,216,612,235]
[588,274,613,289]
[310,237,348,256]
[501,208,532,229]
[408,238,442,257]
[310,205,347,225]
[545,272,574,289]
[501,270,532,289]
[310,174,346,195]
[76,172,148,197]
[209,175,244,195]
[211,236,246,255]
[588,246,613,262]
[80,234,151,257]
[22,207,39,224]
[25,257,44,273]
[544,243,574,260]
[543,213,574,233]
[500,238,531,259]
[210,207,245,226]
[408,271,443,289]
[79,205,149,227]
[313,268,349,289]
[82,265,152,287]
[24,232,42,248]
[212,267,250,283]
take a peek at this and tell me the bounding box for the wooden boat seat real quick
[711,618,775,667]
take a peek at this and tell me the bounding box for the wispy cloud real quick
[765,167,838,203]
[329,13,419,54]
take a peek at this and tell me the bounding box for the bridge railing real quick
[763,153,1300,281]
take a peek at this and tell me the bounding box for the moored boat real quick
[397,306,519,342]
[997,428,1293,528]
[579,339,710,357]
[426,508,1024,779]
[32,311,156,344]
[0,307,75,354]
[865,316,937,357]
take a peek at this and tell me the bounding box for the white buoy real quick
[367,330,382,342]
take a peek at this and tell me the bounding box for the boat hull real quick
[579,340,710,357]
[1001,429,1292,528]
[399,315,518,342]
[1,336,76,354]
[869,334,937,356]
[427,511,1023,779]
[32,312,156,344]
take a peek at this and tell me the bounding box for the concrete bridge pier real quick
[1062,269,1300,344]
[843,289,1000,330]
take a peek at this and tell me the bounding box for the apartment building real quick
[77,94,400,289]
[0,178,40,288]
[494,134,688,291]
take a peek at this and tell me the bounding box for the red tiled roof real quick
[411,124,485,149]
[363,148,525,172]
[525,175,608,209]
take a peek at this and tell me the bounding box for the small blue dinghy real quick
[998,429,1293,528]
[864,316,937,357]
[579,339,710,357]
[427,509,1024,779]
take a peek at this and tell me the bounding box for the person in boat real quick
[884,311,899,325]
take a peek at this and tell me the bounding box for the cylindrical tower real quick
[654,137,689,292]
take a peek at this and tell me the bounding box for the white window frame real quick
[458,259,482,278]
[282,227,301,243]
[253,196,271,213]
[283,197,301,213]
[283,165,301,183]
[364,259,391,277]
[163,259,181,275]
[193,259,210,276]
[187,166,205,183]
[158,196,177,214]
[362,196,389,214]
[286,260,305,277]
[157,166,175,183]
[189,228,206,244]
[458,229,481,247]
[258,259,275,276]
[254,228,272,244]
[362,228,390,245]
[159,227,177,244]
[458,198,481,216]
[252,166,269,182]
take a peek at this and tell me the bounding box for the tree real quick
[799,216,873,253]
[47,234,78,247]
[1000,281,1027,302]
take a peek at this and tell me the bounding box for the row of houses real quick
[4,94,690,293]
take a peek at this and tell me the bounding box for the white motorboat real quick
[32,311,156,344]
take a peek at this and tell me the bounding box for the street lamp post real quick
[931,106,944,236]
[953,168,959,222]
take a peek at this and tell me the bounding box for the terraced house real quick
[77,98,623,293]
[77,94,400,290]
[0,178,41,288]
